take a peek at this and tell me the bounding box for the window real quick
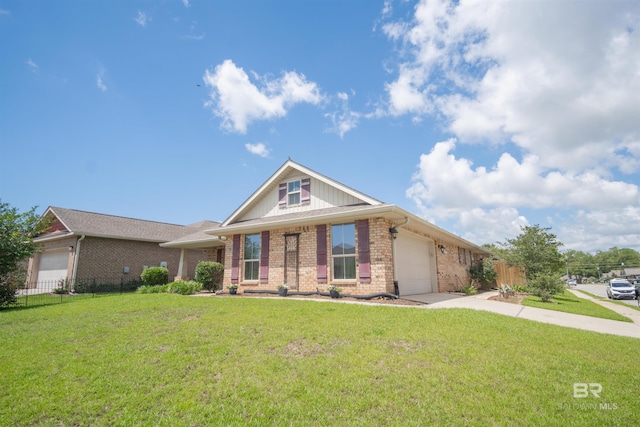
[458,247,467,265]
[331,223,356,280]
[288,180,301,205]
[244,234,260,281]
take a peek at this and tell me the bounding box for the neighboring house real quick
[26,207,221,290]
[171,159,492,296]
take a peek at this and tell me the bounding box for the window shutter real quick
[216,248,223,264]
[231,234,240,284]
[316,224,327,284]
[301,178,311,205]
[259,231,270,283]
[356,219,371,283]
[278,183,287,209]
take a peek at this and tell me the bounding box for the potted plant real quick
[227,284,239,295]
[327,285,342,298]
[277,284,290,296]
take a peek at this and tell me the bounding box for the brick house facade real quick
[26,207,219,290]
[184,159,493,296]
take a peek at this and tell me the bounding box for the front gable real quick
[224,159,382,226]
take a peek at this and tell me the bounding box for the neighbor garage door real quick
[395,231,435,295]
[37,251,69,287]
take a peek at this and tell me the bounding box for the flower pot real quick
[229,288,237,295]
[278,288,288,297]
[329,290,340,298]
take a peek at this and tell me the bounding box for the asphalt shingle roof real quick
[38,207,219,243]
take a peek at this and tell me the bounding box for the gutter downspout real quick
[70,235,85,292]
[391,217,410,296]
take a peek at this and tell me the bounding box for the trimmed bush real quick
[529,273,565,302]
[167,280,203,295]
[140,267,169,286]
[0,278,18,309]
[195,261,224,292]
[137,284,169,294]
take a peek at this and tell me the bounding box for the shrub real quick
[167,280,203,295]
[195,261,224,292]
[0,278,18,308]
[140,267,169,286]
[528,274,565,303]
[461,284,477,295]
[137,284,169,294]
[469,258,498,289]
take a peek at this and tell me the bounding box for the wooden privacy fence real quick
[493,260,526,286]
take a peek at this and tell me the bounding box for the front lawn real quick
[1,294,638,426]
[523,290,632,322]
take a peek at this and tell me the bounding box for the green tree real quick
[0,201,50,307]
[502,225,564,280]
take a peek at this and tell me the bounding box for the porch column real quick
[174,249,189,281]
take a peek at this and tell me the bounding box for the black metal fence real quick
[13,277,143,309]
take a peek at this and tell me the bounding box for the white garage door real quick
[395,231,435,295]
[37,251,69,287]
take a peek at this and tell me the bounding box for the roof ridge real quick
[49,206,187,227]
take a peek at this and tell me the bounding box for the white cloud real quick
[0,9,11,16]
[26,58,37,71]
[182,0,190,8]
[135,10,148,27]
[325,91,361,138]
[245,142,271,158]
[384,0,640,251]
[407,139,640,247]
[96,75,107,92]
[383,0,640,172]
[203,59,323,133]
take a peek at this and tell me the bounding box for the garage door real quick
[37,251,69,288]
[395,231,435,295]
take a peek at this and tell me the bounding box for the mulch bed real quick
[196,291,426,306]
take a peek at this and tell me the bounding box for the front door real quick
[284,234,299,290]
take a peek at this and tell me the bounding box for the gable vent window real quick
[288,180,301,205]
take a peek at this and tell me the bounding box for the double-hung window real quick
[288,180,301,206]
[331,223,356,280]
[244,233,260,281]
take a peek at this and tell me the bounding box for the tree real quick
[501,225,564,280]
[0,201,50,307]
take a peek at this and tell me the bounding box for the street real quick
[575,283,638,306]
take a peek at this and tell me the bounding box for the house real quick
[26,207,221,291]
[167,159,492,296]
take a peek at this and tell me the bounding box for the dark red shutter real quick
[231,234,240,284]
[356,220,371,283]
[316,225,327,284]
[278,183,287,208]
[216,248,223,264]
[301,178,311,205]
[259,231,270,283]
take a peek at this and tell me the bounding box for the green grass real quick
[575,289,640,312]
[523,290,632,322]
[2,294,639,426]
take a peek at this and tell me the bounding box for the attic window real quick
[288,180,301,205]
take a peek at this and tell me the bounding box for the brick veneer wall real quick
[222,218,396,295]
[75,237,208,281]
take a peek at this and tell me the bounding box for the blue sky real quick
[1,0,639,253]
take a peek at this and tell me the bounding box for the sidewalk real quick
[417,291,640,339]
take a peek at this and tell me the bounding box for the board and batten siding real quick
[241,175,365,221]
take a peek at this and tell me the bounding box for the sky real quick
[1,0,639,254]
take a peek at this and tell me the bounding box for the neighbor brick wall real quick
[222,218,396,295]
[75,237,208,281]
